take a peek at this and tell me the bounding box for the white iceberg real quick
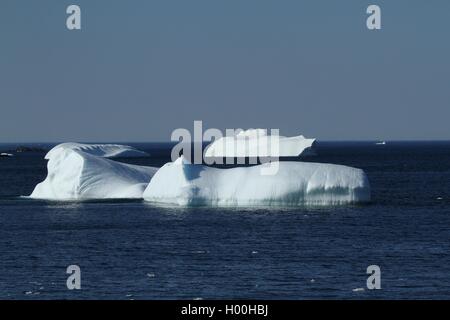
[46,142,149,159]
[143,156,370,206]
[0,153,14,157]
[30,144,157,200]
[204,129,316,158]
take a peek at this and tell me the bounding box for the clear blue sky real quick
[1,0,449,142]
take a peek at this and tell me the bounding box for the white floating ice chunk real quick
[0,153,14,157]
[204,129,316,158]
[143,156,370,206]
[30,144,157,200]
[46,142,149,159]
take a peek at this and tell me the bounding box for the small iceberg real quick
[0,153,13,157]
[204,129,316,158]
[29,143,157,200]
[46,142,149,159]
[143,156,370,207]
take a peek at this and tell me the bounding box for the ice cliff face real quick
[143,156,370,207]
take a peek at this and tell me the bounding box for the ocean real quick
[0,141,449,299]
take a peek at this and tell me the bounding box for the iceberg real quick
[204,129,316,158]
[0,153,14,157]
[30,144,157,200]
[46,142,149,159]
[143,156,370,206]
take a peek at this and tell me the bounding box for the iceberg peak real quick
[45,142,149,159]
[174,155,191,165]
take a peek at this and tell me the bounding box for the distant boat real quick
[375,141,386,145]
[0,153,14,157]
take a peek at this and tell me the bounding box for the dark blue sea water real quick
[0,141,449,299]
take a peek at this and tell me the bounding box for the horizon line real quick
[1,139,450,144]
